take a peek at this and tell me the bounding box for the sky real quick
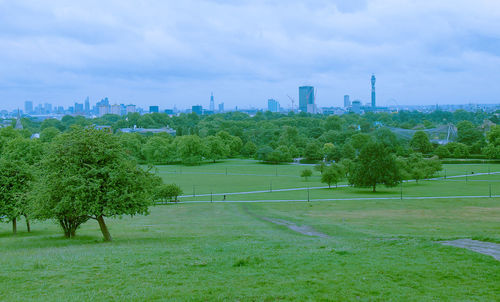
[1,0,500,111]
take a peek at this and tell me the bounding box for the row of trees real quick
[304,143,443,191]
[7,110,500,165]
[0,127,161,241]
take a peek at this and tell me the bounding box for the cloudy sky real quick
[1,0,500,110]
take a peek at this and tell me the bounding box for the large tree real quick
[33,128,160,241]
[410,131,433,153]
[321,164,344,188]
[349,142,401,192]
[0,159,32,234]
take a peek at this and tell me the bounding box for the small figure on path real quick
[223,195,226,201]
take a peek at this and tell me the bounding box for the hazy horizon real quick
[1,0,500,111]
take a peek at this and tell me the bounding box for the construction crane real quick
[287,95,295,112]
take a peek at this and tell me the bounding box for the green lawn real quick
[1,199,499,301]
[1,160,499,300]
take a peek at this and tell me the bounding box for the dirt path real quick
[439,239,500,261]
[260,217,330,238]
[241,204,329,238]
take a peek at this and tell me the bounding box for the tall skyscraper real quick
[371,74,376,108]
[84,97,90,114]
[344,95,350,108]
[24,101,33,114]
[267,99,279,112]
[299,86,315,112]
[210,93,215,112]
[218,103,224,113]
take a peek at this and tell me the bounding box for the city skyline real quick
[1,1,500,110]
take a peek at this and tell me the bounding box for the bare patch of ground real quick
[439,239,500,261]
[260,217,330,238]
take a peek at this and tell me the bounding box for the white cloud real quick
[0,0,499,109]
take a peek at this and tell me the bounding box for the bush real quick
[156,184,183,203]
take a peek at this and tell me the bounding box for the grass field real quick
[1,160,499,301]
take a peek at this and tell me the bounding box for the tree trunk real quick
[97,215,112,242]
[26,217,31,233]
[373,184,376,192]
[12,218,17,234]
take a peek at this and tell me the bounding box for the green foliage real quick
[457,121,485,147]
[300,168,313,181]
[143,135,175,164]
[305,141,323,160]
[483,125,500,159]
[32,128,160,240]
[204,135,230,163]
[241,141,257,157]
[349,142,401,192]
[398,153,442,183]
[40,126,61,143]
[320,164,344,188]
[410,131,433,153]
[0,159,33,233]
[176,135,206,165]
[434,145,451,159]
[155,184,183,202]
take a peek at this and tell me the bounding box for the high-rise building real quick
[126,105,136,114]
[218,103,224,113]
[344,95,350,108]
[351,100,361,114]
[371,74,376,108]
[210,93,215,112]
[98,105,108,117]
[110,104,121,115]
[24,101,33,114]
[267,99,279,112]
[44,103,52,114]
[149,106,159,113]
[74,102,84,114]
[192,105,203,115]
[299,86,315,113]
[84,97,90,114]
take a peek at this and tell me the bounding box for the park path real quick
[178,171,500,199]
[241,204,329,238]
[181,194,500,204]
[439,239,500,261]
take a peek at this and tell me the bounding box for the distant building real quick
[25,101,33,114]
[344,95,350,108]
[110,104,121,115]
[98,105,109,117]
[93,125,112,133]
[218,103,224,113]
[210,93,215,112]
[15,110,23,130]
[126,105,136,114]
[371,74,376,108]
[299,86,315,113]
[118,126,176,136]
[74,102,84,114]
[44,103,52,114]
[192,105,203,115]
[84,97,90,114]
[351,100,361,114]
[267,99,279,112]
[164,109,174,115]
[149,106,159,113]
